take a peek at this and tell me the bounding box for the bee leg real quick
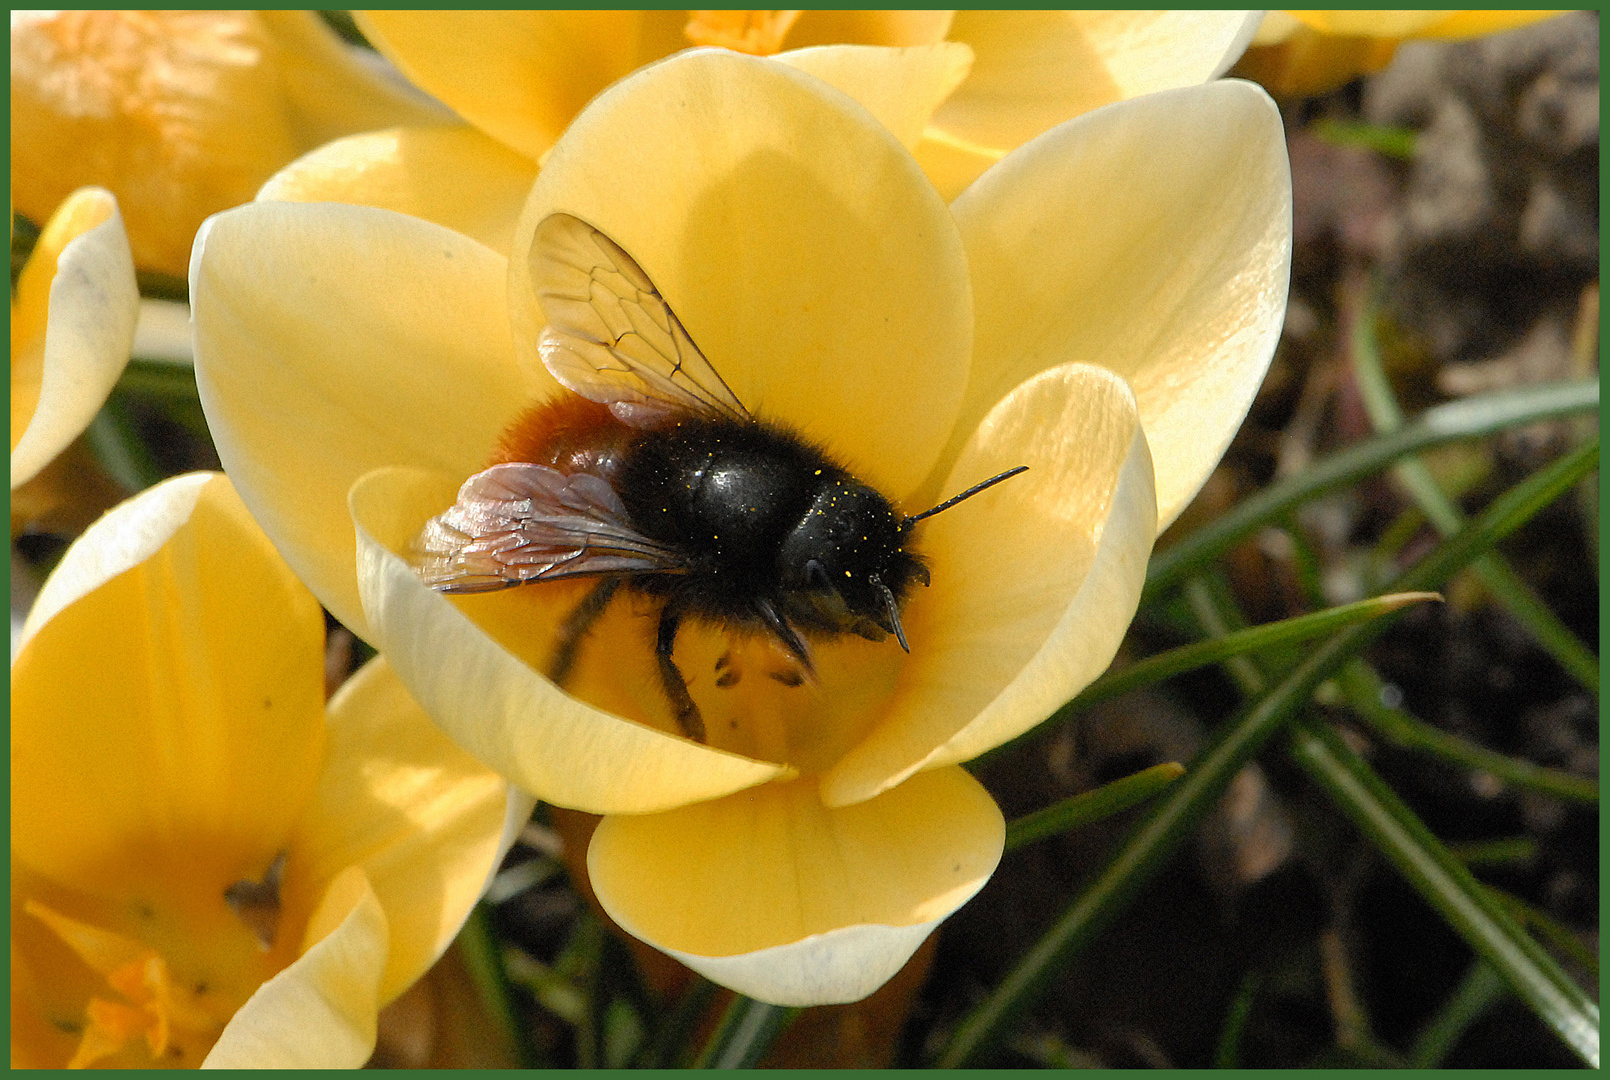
[547,577,622,687]
[656,606,706,743]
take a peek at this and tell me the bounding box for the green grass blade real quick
[974,588,1434,770]
[1214,972,1260,1068]
[1486,886,1601,977]
[1351,284,1599,692]
[1144,379,1599,603]
[458,903,544,1067]
[1289,721,1598,1067]
[1004,763,1185,853]
[84,396,165,492]
[933,439,1599,1068]
[1448,836,1541,869]
[1074,593,1440,710]
[1408,960,1507,1067]
[1338,660,1598,803]
[1311,117,1419,159]
[691,996,799,1069]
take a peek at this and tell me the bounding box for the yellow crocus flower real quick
[1236,9,1569,97]
[191,52,1291,1003]
[257,9,1263,242]
[11,472,531,1066]
[10,10,450,277]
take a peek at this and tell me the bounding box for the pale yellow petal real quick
[823,364,1156,807]
[931,11,1262,152]
[202,867,388,1069]
[11,188,138,488]
[349,466,794,813]
[1253,11,1306,46]
[589,767,1002,1005]
[512,49,971,500]
[190,200,522,639]
[1286,10,1471,38]
[1413,11,1569,39]
[911,126,1003,202]
[255,9,453,146]
[257,125,538,257]
[11,474,327,895]
[946,79,1291,530]
[355,11,688,161]
[784,10,955,49]
[774,43,973,149]
[291,657,512,1002]
[1232,26,1403,97]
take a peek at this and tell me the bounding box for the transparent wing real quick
[415,462,687,593]
[533,212,750,428]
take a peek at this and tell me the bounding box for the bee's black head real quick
[777,473,926,649]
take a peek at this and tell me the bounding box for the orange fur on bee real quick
[493,394,637,478]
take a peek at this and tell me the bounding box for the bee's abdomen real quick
[493,395,636,481]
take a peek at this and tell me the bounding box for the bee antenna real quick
[904,465,1029,527]
[871,574,909,652]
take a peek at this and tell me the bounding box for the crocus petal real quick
[11,187,138,488]
[911,127,1004,203]
[774,43,973,149]
[1412,10,1569,38]
[785,10,955,49]
[289,657,515,1002]
[823,363,1155,807]
[356,11,688,162]
[588,767,1002,1006]
[190,200,521,639]
[253,9,452,146]
[1286,10,1560,39]
[11,474,327,895]
[203,866,388,1068]
[512,49,971,500]
[349,466,793,813]
[931,11,1262,152]
[257,125,538,257]
[10,11,296,275]
[946,80,1291,530]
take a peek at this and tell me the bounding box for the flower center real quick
[457,582,908,774]
[682,10,801,55]
[22,854,294,1068]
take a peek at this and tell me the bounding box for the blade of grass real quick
[978,593,1435,769]
[639,976,719,1068]
[1447,837,1540,869]
[84,396,165,492]
[1338,660,1597,803]
[1288,720,1598,1066]
[1350,279,1598,692]
[1082,594,1440,708]
[1213,972,1260,1068]
[1311,117,1419,159]
[1004,763,1185,852]
[1409,959,1507,1067]
[692,996,800,1069]
[1144,379,1599,603]
[934,438,1598,1068]
[1485,885,1600,977]
[458,903,544,1067]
